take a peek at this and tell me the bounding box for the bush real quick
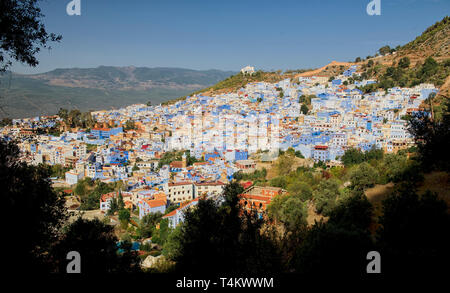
[314,179,340,215]
[349,162,379,192]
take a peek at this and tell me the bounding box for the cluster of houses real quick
[0,64,438,226]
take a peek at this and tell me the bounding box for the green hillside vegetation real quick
[299,94,316,114]
[57,108,96,128]
[157,150,200,169]
[399,16,450,56]
[162,69,313,106]
[73,177,124,210]
[30,66,236,89]
[355,16,449,63]
[0,67,235,118]
[0,75,189,118]
[358,57,450,92]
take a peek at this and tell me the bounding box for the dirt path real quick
[295,61,354,77]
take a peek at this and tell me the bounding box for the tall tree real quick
[0,0,62,72]
[169,182,281,274]
[408,98,450,172]
[349,162,379,192]
[377,188,450,276]
[1,140,67,273]
[52,218,141,273]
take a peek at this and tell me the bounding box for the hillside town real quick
[0,65,438,225]
[2,0,450,279]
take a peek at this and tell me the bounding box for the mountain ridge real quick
[0,66,236,118]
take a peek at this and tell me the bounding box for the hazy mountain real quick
[0,66,235,118]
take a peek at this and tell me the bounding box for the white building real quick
[65,170,84,185]
[240,65,255,75]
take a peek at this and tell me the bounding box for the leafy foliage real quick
[377,188,450,275]
[359,57,450,92]
[314,178,340,215]
[349,162,379,192]
[0,0,62,72]
[408,98,450,172]
[341,146,383,167]
[1,139,67,273]
[167,182,281,274]
[53,218,141,273]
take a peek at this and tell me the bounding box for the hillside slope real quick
[0,67,235,118]
[296,17,449,83]
[295,61,354,78]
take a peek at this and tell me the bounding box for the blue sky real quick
[11,0,450,74]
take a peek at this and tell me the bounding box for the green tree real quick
[294,217,373,275]
[287,181,313,201]
[267,194,288,223]
[292,190,374,275]
[269,176,288,189]
[169,182,281,274]
[364,145,384,161]
[0,0,62,72]
[349,162,378,192]
[119,208,130,223]
[381,153,408,183]
[398,57,410,68]
[379,45,391,56]
[276,153,295,176]
[118,191,125,210]
[151,218,170,245]
[162,225,182,260]
[57,108,68,121]
[341,148,365,167]
[377,188,450,275]
[300,103,309,115]
[327,191,373,230]
[108,197,118,215]
[53,218,141,273]
[279,197,308,231]
[138,212,162,239]
[418,57,439,80]
[74,180,87,196]
[1,140,67,273]
[408,98,450,172]
[314,178,340,215]
[124,119,136,130]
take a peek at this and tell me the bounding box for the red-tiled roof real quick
[142,198,167,208]
[162,198,199,218]
[170,161,184,168]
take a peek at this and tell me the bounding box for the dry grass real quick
[417,171,450,209]
[306,202,326,226]
[255,157,314,181]
[295,61,354,78]
[363,172,450,233]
